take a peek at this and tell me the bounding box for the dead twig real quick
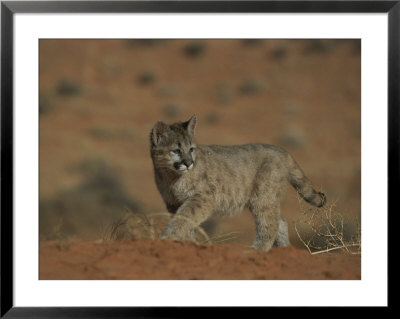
[294,196,361,255]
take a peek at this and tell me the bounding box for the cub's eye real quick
[190,147,194,153]
[173,149,181,155]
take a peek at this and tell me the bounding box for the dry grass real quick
[101,208,212,244]
[294,196,361,255]
[205,231,241,244]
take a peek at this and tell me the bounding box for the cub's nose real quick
[183,159,193,168]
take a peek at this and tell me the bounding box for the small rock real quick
[241,39,263,47]
[163,104,182,118]
[183,42,206,58]
[270,46,288,60]
[303,40,334,54]
[125,39,160,47]
[238,79,263,95]
[278,129,307,148]
[88,127,113,139]
[204,113,218,125]
[39,94,53,115]
[57,79,82,96]
[137,71,156,86]
[216,84,233,105]
[158,84,179,97]
[283,103,301,116]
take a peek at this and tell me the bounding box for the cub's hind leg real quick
[249,204,280,252]
[248,160,287,251]
[273,217,290,247]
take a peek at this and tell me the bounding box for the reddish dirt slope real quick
[40,240,360,280]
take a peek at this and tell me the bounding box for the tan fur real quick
[150,115,326,251]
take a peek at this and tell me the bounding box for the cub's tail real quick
[287,154,326,207]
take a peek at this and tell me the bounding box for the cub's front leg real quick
[161,195,213,241]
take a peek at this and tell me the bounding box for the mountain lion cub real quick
[150,115,326,251]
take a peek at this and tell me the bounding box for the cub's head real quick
[150,115,197,175]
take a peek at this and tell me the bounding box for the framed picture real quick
[1,0,395,316]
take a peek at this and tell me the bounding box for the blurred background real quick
[39,39,361,247]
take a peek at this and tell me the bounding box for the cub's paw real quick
[317,192,327,207]
[160,228,187,241]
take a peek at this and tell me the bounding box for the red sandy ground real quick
[39,240,360,280]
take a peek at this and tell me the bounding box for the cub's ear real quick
[151,121,170,146]
[183,115,197,136]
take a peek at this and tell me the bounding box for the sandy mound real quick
[40,239,360,280]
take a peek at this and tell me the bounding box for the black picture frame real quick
[1,0,396,317]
